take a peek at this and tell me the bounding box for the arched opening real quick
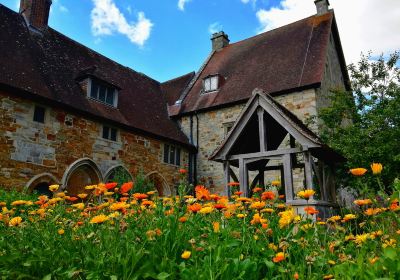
[146,172,172,196]
[25,173,59,197]
[104,165,133,184]
[62,158,102,196]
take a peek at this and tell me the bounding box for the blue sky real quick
[2,0,399,82]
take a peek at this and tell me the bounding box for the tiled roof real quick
[0,4,191,147]
[174,11,345,115]
[161,72,195,106]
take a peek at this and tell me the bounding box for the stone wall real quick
[0,90,188,193]
[178,89,317,194]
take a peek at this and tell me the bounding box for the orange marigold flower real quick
[293,272,299,280]
[261,191,275,200]
[272,252,285,263]
[58,229,65,235]
[48,184,59,192]
[279,194,285,199]
[252,187,263,193]
[227,182,240,187]
[120,182,134,194]
[195,185,210,200]
[65,196,78,202]
[90,214,109,224]
[77,193,88,199]
[179,216,188,223]
[354,199,372,206]
[370,163,383,175]
[297,190,315,200]
[364,208,382,216]
[213,222,220,233]
[250,213,267,225]
[342,214,356,222]
[188,203,202,213]
[72,203,85,210]
[350,168,368,176]
[323,275,334,280]
[304,206,319,216]
[133,193,148,200]
[105,182,118,190]
[234,191,243,196]
[9,216,22,227]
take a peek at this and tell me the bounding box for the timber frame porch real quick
[210,89,345,217]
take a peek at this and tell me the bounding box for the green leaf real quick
[42,274,52,280]
[156,272,170,280]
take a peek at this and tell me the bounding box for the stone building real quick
[0,0,349,199]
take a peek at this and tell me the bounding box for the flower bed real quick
[0,166,399,279]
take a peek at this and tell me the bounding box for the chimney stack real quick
[211,31,229,52]
[20,0,52,29]
[314,0,330,15]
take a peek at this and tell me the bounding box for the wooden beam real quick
[239,158,249,197]
[258,169,265,187]
[228,148,301,161]
[223,161,230,197]
[303,151,313,191]
[283,154,294,201]
[250,173,260,190]
[257,107,267,151]
[229,167,239,182]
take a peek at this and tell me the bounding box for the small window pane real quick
[90,81,98,99]
[169,146,175,165]
[164,144,170,163]
[176,148,181,166]
[210,76,218,90]
[204,79,211,91]
[106,89,114,105]
[33,106,45,123]
[110,128,117,141]
[102,126,109,139]
[98,87,106,102]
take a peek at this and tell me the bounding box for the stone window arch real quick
[104,165,133,183]
[61,158,102,196]
[25,173,59,196]
[145,171,172,196]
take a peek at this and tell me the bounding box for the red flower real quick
[179,169,188,174]
[120,182,133,194]
[188,203,202,213]
[234,191,243,196]
[253,187,263,193]
[261,191,275,200]
[65,196,78,202]
[105,182,118,190]
[133,193,148,200]
[214,204,227,210]
[304,206,319,216]
[227,182,240,187]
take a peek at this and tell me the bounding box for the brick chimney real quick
[211,31,229,52]
[314,0,330,15]
[20,0,52,29]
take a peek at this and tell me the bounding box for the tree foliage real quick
[319,51,400,188]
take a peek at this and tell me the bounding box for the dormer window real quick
[88,78,118,107]
[203,75,219,93]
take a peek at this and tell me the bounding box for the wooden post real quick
[258,169,265,187]
[257,107,267,151]
[303,151,313,191]
[223,161,230,197]
[239,158,249,197]
[283,154,294,201]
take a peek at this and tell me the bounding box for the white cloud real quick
[178,0,191,11]
[256,0,400,64]
[208,22,223,34]
[241,0,256,5]
[59,5,69,13]
[91,0,153,46]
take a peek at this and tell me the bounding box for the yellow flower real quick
[199,206,214,214]
[90,214,109,224]
[9,216,22,226]
[250,213,267,225]
[181,250,191,259]
[369,257,379,264]
[354,233,370,245]
[271,180,281,187]
[370,163,383,175]
[85,185,96,190]
[48,184,59,192]
[349,168,367,176]
[108,212,120,218]
[297,190,315,200]
[268,243,278,251]
[342,214,356,222]
[237,213,246,219]
[55,192,66,198]
[11,200,33,206]
[327,215,341,223]
[278,209,295,228]
[323,275,334,280]
[382,239,397,248]
[328,260,336,265]
[250,201,266,210]
[58,229,65,235]
[300,223,313,231]
[109,202,130,211]
[272,252,285,263]
[72,203,85,210]
[213,222,220,233]
[77,193,88,199]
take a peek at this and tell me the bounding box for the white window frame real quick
[102,125,118,142]
[87,78,118,107]
[203,75,219,93]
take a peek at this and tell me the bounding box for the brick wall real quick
[0,90,188,194]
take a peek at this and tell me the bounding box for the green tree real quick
[319,51,400,189]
